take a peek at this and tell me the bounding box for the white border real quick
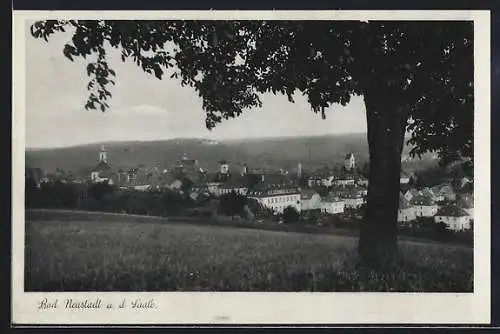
[12,10,491,325]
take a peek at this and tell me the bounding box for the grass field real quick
[25,211,473,292]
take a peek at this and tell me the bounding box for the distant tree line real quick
[413,160,473,189]
[25,177,195,217]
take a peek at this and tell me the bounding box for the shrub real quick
[282,206,300,224]
[218,192,247,218]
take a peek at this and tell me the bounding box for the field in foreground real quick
[25,213,473,292]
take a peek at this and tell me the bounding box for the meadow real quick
[24,211,473,292]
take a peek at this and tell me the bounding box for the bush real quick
[218,192,247,218]
[282,206,300,224]
[434,222,452,241]
[30,180,196,217]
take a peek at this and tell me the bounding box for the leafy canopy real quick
[31,20,473,163]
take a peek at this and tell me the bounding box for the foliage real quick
[413,166,449,188]
[25,175,40,208]
[302,209,321,224]
[180,176,194,198]
[25,216,473,292]
[218,191,247,217]
[27,181,82,209]
[27,181,193,216]
[282,206,300,224]
[434,221,452,242]
[88,181,115,202]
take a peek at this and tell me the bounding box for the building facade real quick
[320,195,345,214]
[411,195,439,217]
[434,205,471,231]
[398,195,417,223]
[247,184,301,214]
[300,189,322,211]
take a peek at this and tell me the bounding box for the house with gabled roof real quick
[403,188,419,202]
[434,205,471,231]
[410,194,438,217]
[300,189,322,211]
[398,194,417,223]
[247,182,301,214]
[320,193,345,214]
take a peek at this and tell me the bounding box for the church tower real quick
[241,164,248,176]
[99,145,108,163]
[344,153,355,171]
[91,145,112,183]
[219,159,229,175]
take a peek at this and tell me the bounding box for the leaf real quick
[86,63,95,75]
[153,66,163,80]
[63,44,75,61]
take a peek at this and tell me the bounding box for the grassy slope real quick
[25,214,473,292]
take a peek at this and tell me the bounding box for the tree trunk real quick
[358,84,408,266]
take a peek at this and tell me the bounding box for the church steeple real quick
[99,145,108,163]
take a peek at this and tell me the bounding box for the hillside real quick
[25,133,437,176]
[26,210,473,292]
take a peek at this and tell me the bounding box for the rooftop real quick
[300,188,319,200]
[435,205,469,217]
[399,194,412,209]
[247,182,300,198]
[92,161,112,172]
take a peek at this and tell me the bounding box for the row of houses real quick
[245,183,367,215]
[35,147,474,232]
[397,182,474,231]
[307,171,415,188]
[300,188,364,214]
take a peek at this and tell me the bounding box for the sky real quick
[25,23,368,149]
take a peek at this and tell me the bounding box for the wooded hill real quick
[26,133,437,176]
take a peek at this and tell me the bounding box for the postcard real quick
[12,9,491,325]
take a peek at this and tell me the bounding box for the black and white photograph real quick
[12,10,490,325]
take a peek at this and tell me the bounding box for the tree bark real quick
[358,84,408,266]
